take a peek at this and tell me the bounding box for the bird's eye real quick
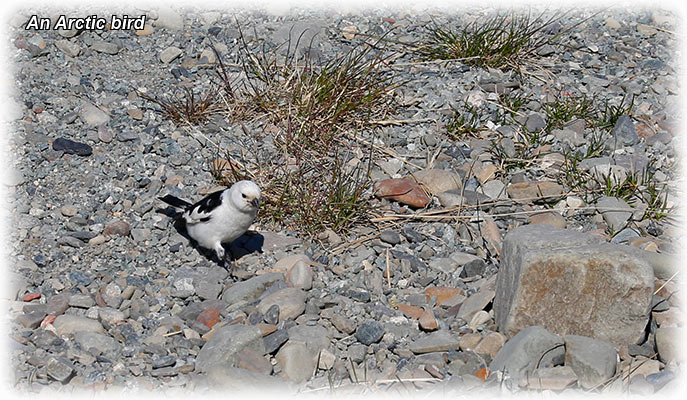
[241,193,247,198]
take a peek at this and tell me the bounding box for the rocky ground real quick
[3,4,685,397]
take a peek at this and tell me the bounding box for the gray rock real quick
[16,311,46,329]
[222,272,283,305]
[526,113,547,132]
[490,326,564,380]
[46,292,70,316]
[160,46,183,63]
[46,357,75,383]
[196,280,223,300]
[409,330,461,354]
[53,314,105,336]
[55,39,81,57]
[257,288,306,322]
[380,230,401,245]
[91,40,120,55]
[275,341,316,383]
[153,355,177,369]
[355,320,385,345]
[564,335,617,389]
[596,196,633,232]
[102,282,123,309]
[655,327,683,363]
[195,324,264,373]
[287,324,330,353]
[79,101,110,126]
[611,114,639,146]
[457,289,495,321]
[448,350,487,377]
[347,343,367,363]
[287,260,313,290]
[520,366,578,390]
[98,307,125,330]
[494,224,653,347]
[74,331,119,353]
[330,314,356,335]
[264,329,289,354]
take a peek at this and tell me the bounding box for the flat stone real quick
[379,230,402,245]
[257,287,306,322]
[418,307,438,331]
[79,101,110,127]
[221,272,283,304]
[520,366,578,390]
[53,314,105,336]
[16,311,46,329]
[330,314,356,335]
[596,196,633,232]
[564,335,617,389]
[74,331,119,354]
[457,289,495,321]
[611,114,639,146]
[91,40,120,54]
[160,46,183,63]
[494,224,653,347]
[286,261,313,290]
[195,324,264,373]
[55,39,81,57]
[52,137,93,156]
[473,331,507,359]
[236,347,272,375]
[46,357,75,383]
[409,330,461,354]
[413,169,462,194]
[507,181,564,203]
[263,329,289,354]
[287,324,330,353]
[103,220,130,237]
[527,211,566,229]
[490,326,565,380]
[276,341,316,383]
[46,292,70,316]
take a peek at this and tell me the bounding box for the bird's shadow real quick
[157,206,264,264]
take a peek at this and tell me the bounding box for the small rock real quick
[276,341,316,383]
[413,169,462,194]
[655,327,683,363]
[55,39,81,57]
[611,114,639,146]
[46,357,75,383]
[379,230,401,245]
[526,113,546,132]
[79,102,110,127]
[521,366,578,390]
[330,314,356,335]
[409,330,461,354]
[374,178,430,208]
[160,46,183,63]
[473,332,506,359]
[507,181,564,203]
[91,40,120,54]
[257,287,306,322]
[457,289,495,321]
[355,320,385,345]
[74,331,119,354]
[596,196,633,232]
[564,335,617,389]
[153,355,177,369]
[527,211,566,228]
[264,329,289,354]
[286,260,313,290]
[53,314,105,336]
[46,293,70,316]
[490,326,565,380]
[418,307,438,331]
[52,137,92,156]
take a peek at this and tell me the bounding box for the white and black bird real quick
[159,180,261,265]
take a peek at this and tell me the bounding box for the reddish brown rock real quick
[374,178,430,208]
[398,303,423,319]
[197,308,221,329]
[23,293,41,302]
[424,286,464,306]
[419,307,438,331]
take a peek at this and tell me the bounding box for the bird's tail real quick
[159,194,192,209]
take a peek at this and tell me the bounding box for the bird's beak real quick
[251,198,260,208]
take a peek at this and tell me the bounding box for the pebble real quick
[564,335,617,389]
[257,288,306,322]
[160,47,183,63]
[52,137,93,156]
[52,315,105,336]
[276,342,316,382]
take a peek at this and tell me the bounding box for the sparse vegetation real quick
[415,12,567,70]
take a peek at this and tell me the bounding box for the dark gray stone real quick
[355,320,385,345]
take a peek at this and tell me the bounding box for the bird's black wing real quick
[183,189,225,224]
[159,194,192,209]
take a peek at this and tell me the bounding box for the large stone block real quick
[494,224,653,347]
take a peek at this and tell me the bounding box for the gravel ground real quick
[3,4,685,397]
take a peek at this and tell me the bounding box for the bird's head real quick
[230,180,261,212]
